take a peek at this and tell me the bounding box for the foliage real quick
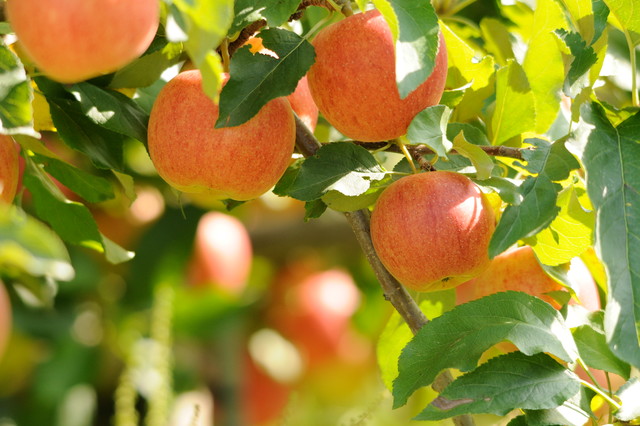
[0,0,639,425]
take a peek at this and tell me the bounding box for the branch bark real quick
[348,140,527,160]
[294,115,475,426]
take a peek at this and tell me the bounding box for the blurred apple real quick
[187,212,253,296]
[0,135,19,204]
[0,283,12,361]
[241,353,291,426]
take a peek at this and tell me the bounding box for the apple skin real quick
[6,0,159,83]
[0,135,19,204]
[187,212,253,296]
[456,246,601,311]
[241,354,291,426]
[147,70,296,201]
[307,9,448,142]
[245,38,319,131]
[370,171,496,292]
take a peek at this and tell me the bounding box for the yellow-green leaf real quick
[452,132,494,180]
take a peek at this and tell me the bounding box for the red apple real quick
[6,0,159,83]
[370,171,496,292]
[456,246,601,311]
[0,282,12,361]
[307,9,448,142]
[241,354,291,426]
[147,70,296,201]
[0,135,19,204]
[186,212,253,296]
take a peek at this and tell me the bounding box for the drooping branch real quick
[294,115,474,426]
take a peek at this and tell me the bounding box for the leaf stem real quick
[397,139,418,173]
[578,377,622,411]
[623,29,639,107]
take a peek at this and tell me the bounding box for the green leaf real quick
[0,43,37,137]
[475,177,523,205]
[43,90,126,172]
[68,83,149,144]
[303,199,327,221]
[554,29,598,98]
[29,153,115,204]
[507,416,527,426]
[615,379,640,421]
[592,0,610,43]
[230,0,301,34]
[602,0,640,44]
[393,291,579,408]
[574,324,631,378]
[22,160,133,264]
[522,0,566,134]
[377,292,455,391]
[562,0,596,43]
[526,185,594,266]
[285,143,386,201]
[405,105,452,157]
[168,0,233,101]
[216,28,315,127]
[490,60,536,145]
[321,185,386,212]
[567,102,640,367]
[489,175,561,258]
[381,0,441,99]
[0,205,74,281]
[109,39,184,89]
[451,131,494,180]
[480,18,515,66]
[524,387,595,426]
[415,352,581,420]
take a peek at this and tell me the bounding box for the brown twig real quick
[294,115,474,426]
[348,140,527,160]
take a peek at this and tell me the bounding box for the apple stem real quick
[397,140,419,174]
[294,115,476,426]
[220,38,231,73]
[576,358,622,411]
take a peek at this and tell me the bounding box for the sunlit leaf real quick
[0,43,37,137]
[406,105,452,157]
[451,131,494,180]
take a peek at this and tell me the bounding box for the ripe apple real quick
[456,245,601,311]
[245,37,319,131]
[268,264,362,367]
[307,9,448,142]
[370,171,496,292]
[147,70,296,201]
[186,211,253,296]
[6,0,159,83]
[0,135,19,204]
[241,353,291,426]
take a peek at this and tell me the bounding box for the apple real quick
[456,245,601,311]
[245,37,319,131]
[370,171,496,292]
[186,211,253,296]
[0,135,19,204]
[6,0,159,83]
[268,264,362,367]
[307,9,448,142]
[241,353,291,426]
[147,70,296,201]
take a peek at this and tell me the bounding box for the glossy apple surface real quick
[148,70,296,201]
[0,136,19,204]
[187,212,253,296]
[7,0,159,83]
[370,171,495,292]
[308,9,447,142]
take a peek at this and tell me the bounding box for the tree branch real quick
[294,116,474,426]
[348,140,528,160]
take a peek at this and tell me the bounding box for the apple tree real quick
[0,0,639,425]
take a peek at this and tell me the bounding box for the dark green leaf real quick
[217,28,315,127]
[0,43,36,136]
[29,153,115,204]
[507,416,528,426]
[304,199,327,221]
[592,0,610,43]
[383,0,440,98]
[554,29,598,98]
[0,204,74,281]
[447,123,491,146]
[68,82,149,143]
[489,175,561,258]
[406,105,452,157]
[567,102,640,367]
[273,158,303,196]
[230,0,302,34]
[574,325,631,378]
[285,143,386,201]
[416,352,581,420]
[524,387,595,426]
[393,291,579,408]
[520,138,580,181]
[46,96,126,171]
